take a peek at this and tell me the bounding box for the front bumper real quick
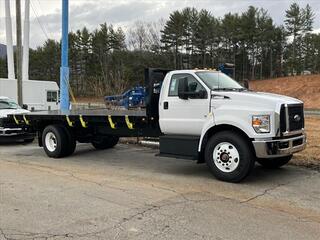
[0,127,35,142]
[252,134,306,158]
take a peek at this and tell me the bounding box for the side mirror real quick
[198,90,207,99]
[243,80,249,89]
[178,77,189,100]
[22,104,28,110]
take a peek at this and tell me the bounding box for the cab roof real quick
[169,69,220,74]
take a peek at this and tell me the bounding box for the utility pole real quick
[60,0,70,111]
[5,0,15,79]
[15,0,23,105]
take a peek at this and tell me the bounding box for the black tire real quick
[91,136,119,150]
[24,138,34,144]
[61,127,76,157]
[42,125,68,158]
[204,131,255,183]
[256,155,292,169]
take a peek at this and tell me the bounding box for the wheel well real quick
[36,120,93,145]
[36,121,71,147]
[198,124,255,163]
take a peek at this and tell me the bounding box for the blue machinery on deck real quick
[105,86,146,109]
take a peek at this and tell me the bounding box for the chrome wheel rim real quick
[45,132,57,152]
[213,142,240,173]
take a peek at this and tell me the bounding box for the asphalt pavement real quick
[0,142,320,240]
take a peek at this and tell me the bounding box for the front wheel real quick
[256,155,292,169]
[205,131,255,183]
[91,136,119,150]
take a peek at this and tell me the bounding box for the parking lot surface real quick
[0,143,320,240]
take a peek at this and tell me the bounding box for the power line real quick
[36,0,44,13]
[36,0,53,36]
[30,0,50,41]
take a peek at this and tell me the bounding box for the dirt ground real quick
[75,96,104,103]
[250,74,320,109]
[292,116,320,169]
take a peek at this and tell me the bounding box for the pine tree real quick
[161,11,186,69]
[285,3,314,74]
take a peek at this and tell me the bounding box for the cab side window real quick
[168,74,207,98]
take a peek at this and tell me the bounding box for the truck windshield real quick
[196,71,244,91]
[0,100,21,110]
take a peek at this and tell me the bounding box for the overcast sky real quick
[0,0,320,48]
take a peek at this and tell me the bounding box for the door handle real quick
[212,94,230,99]
[163,101,168,110]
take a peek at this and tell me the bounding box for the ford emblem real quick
[294,114,301,122]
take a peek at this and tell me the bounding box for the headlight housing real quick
[252,115,270,133]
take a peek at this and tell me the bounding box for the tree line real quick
[0,3,319,97]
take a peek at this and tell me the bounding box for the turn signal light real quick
[252,118,262,126]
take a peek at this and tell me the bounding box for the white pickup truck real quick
[0,96,35,143]
[5,69,306,182]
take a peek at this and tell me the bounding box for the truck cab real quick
[158,70,306,182]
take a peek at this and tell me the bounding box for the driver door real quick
[160,73,210,135]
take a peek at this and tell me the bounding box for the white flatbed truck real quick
[4,68,306,182]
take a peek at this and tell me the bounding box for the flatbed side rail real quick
[6,113,161,137]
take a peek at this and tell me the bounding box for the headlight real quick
[252,115,270,133]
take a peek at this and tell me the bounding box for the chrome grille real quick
[279,104,304,135]
[288,104,304,131]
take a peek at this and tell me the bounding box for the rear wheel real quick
[62,126,76,157]
[91,136,119,150]
[205,131,255,183]
[42,125,69,158]
[256,155,292,169]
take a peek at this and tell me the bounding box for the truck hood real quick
[0,109,29,118]
[215,90,302,105]
[210,90,303,113]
